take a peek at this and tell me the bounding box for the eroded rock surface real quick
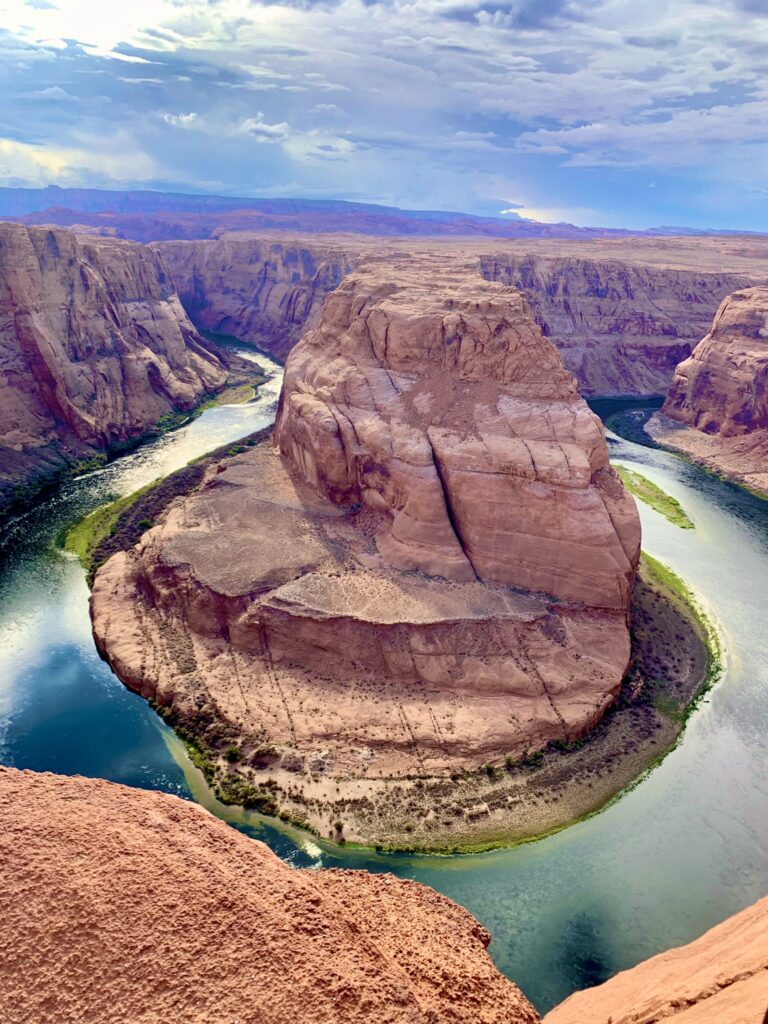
[0,767,538,1024]
[155,235,361,360]
[544,896,768,1024]
[480,252,753,396]
[650,286,768,493]
[0,223,226,510]
[92,255,639,847]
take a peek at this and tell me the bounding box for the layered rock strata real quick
[0,223,226,511]
[157,233,762,395]
[649,286,768,493]
[92,256,640,831]
[480,252,753,396]
[154,235,362,361]
[1,767,538,1024]
[544,895,768,1024]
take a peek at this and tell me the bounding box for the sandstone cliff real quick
[154,235,361,361]
[0,223,226,511]
[0,767,538,1024]
[649,286,768,494]
[91,254,640,846]
[544,895,768,1024]
[479,252,752,396]
[157,234,759,396]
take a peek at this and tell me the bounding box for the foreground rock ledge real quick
[543,894,768,1024]
[0,767,537,1024]
[92,254,640,843]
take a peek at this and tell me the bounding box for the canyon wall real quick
[480,252,752,396]
[1,767,538,1024]
[154,235,363,360]
[91,253,640,845]
[0,224,226,511]
[648,286,768,494]
[157,234,760,396]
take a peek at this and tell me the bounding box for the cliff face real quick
[544,896,768,1024]
[480,253,752,396]
[1,767,538,1024]
[0,224,226,509]
[154,236,359,361]
[91,255,640,845]
[157,234,756,396]
[649,286,768,494]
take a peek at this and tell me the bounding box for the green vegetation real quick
[63,479,161,570]
[615,465,695,529]
[639,551,723,708]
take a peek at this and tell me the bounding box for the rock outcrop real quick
[0,223,227,511]
[649,286,768,493]
[91,254,640,845]
[544,895,768,1024]
[157,234,762,395]
[0,767,538,1024]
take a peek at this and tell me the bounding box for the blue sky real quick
[1,0,767,228]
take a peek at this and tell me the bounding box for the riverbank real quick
[81,437,719,852]
[647,412,768,500]
[615,465,694,529]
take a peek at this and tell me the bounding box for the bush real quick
[225,745,242,763]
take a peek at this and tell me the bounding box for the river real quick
[2,376,767,1016]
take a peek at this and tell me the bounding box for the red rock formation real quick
[274,256,639,607]
[91,254,639,845]
[0,224,226,510]
[649,286,768,493]
[0,767,538,1024]
[544,896,768,1024]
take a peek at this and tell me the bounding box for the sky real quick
[1,0,767,229]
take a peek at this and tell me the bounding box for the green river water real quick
[2,371,767,1015]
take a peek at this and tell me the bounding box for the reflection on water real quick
[2,389,768,1014]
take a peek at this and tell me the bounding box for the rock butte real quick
[649,285,768,495]
[0,223,226,512]
[92,254,640,809]
[0,767,537,1024]
[154,232,768,395]
[4,767,768,1024]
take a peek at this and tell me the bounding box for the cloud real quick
[162,111,199,127]
[1,0,768,228]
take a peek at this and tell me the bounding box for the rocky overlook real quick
[91,253,640,846]
[1,767,537,1024]
[649,286,768,494]
[0,224,226,512]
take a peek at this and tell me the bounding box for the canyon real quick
[91,251,643,847]
[649,285,768,495]
[0,224,227,513]
[153,233,768,396]
[3,766,766,1024]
